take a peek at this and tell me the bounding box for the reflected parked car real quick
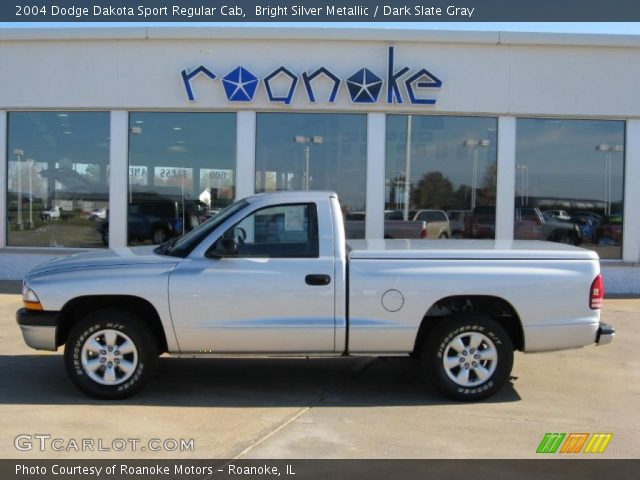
[87,208,107,221]
[570,215,596,243]
[345,212,427,239]
[545,209,571,222]
[463,206,582,244]
[40,206,62,221]
[412,210,452,239]
[446,210,472,238]
[574,211,602,227]
[385,209,451,238]
[595,215,623,245]
[97,193,201,246]
[516,207,582,245]
[463,206,496,239]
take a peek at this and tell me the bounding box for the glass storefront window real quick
[6,112,110,248]
[255,113,367,237]
[515,119,625,259]
[127,112,236,245]
[385,115,498,239]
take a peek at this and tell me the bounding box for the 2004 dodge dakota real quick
[17,191,614,401]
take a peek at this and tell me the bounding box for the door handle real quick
[305,274,331,286]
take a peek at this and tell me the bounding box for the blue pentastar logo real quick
[346,68,383,103]
[222,66,259,102]
[181,47,442,105]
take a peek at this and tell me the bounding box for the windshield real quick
[156,200,249,258]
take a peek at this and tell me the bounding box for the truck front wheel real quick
[64,310,158,399]
[422,315,513,401]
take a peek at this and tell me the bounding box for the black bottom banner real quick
[3,459,639,480]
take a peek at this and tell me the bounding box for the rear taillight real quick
[590,274,604,309]
[420,224,428,239]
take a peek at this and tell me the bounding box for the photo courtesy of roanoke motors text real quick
[0,1,639,479]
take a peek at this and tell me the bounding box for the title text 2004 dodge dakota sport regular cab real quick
[17,192,614,401]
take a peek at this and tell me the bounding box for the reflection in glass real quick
[6,112,110,247]
[255,113,367,220]
[126,112,236,245]
[385,115,498,239]
[515,119,625,259]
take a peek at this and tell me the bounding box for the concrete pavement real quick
[1,293,638,459]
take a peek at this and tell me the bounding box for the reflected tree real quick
[477,164,497,206]
[411,171,455,210]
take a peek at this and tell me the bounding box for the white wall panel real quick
[623,120,640,263]
[365,113,385,239]
[108,111,128,248]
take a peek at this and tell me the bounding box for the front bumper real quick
[16,308,59,351]
[596,322,615,346]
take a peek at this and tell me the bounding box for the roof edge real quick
[0,26,639,48]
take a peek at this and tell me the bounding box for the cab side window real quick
[214,203,319,258]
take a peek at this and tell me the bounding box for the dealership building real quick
[0,26,639,293]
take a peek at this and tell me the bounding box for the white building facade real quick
[0,27,639,293]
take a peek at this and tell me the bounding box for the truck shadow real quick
[0,354,521,406]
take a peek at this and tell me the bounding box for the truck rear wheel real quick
[64,309,158,399]
[422,315,513,401]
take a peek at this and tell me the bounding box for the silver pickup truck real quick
[17,191,614,401]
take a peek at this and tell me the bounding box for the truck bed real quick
[346,239,600,354]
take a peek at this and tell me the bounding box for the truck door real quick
[168,202,336,353]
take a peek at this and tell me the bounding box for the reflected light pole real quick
[294,135,323,190]
[180,169,185,236]
[516,164,529,206]
[596,144,623,216]
[463,139,491,210]
[13,148,24,230]
[403,115,412,221]
[26,158,34,228]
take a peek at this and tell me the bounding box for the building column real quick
[365,113,386,239]
[623,120,640,263]
[495,116,516,241]
[108,111,129,248]
[0,111,6,248]
[235,111,256,200]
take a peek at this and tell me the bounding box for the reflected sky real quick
[7,112,109,173]
[516,119,625,205]
[256,113,367,211]
[129,112,235,171]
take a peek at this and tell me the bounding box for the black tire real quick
[421,315,513,401]
[64,309,159,400]
[439,232,448,239]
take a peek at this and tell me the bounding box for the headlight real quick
[22,284,43,311]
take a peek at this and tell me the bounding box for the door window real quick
[213,203,319,258]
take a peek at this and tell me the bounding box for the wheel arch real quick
[413,295,524,355]
[56,295,168,353]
